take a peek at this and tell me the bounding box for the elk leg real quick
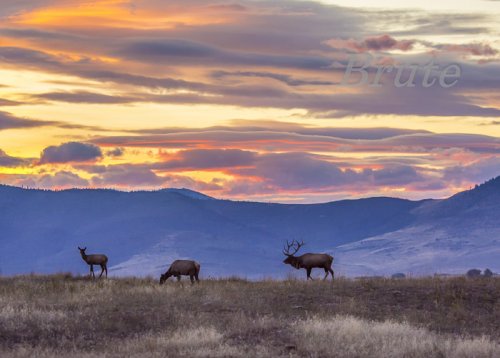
[99,264,105,278]
[329,269,335,280]
[176,275,181,282]
[105,265,108,278]
[195,272,199,283]
[90,264,95,279]
[323,268,329,280]
[306,268,313,280]
[190,275,195,284]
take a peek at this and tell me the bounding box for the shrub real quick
[391,273,406,279]
[466,269,481,278]
[483,269,493,277]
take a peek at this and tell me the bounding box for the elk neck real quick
[80,251,88,262]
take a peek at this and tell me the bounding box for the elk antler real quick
[283,240,305,256]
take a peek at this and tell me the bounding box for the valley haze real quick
[0,176,499,279]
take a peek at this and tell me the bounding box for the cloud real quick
[0,111,55,130]
[327,35,415,52]
[245,152,359,190]
[40,142,103,164]
[106,147,125,157]
[370,165,424,186]
[0,98,23,106]
[160,149,257,170]
[0,47,210,94]
[0,149,30,167]
[0,27,82,41]
[0,0,498,201]
[37,81,497,117]
[306,86,500,118]
[234,153,427,191]
[34,91,139,104]
[441,43,497,56]
[82,120,499,199]
[75,162,223,190]
[364,35,414,51]
[128,121,431,139]
[0,46,63,71]
[90,165,164,187]
[17,171,89,189]
[146,148,433,191]
[72,150,435,194]
[480,120,500,126]
[390,13,493,36]
[0,110,105,132]
[162,175,222,192]
[91,124,500,155]
[117,39,334,70]
[120,39,217,58]
[443,157,500,186]
[0,0,55,19]
[0,10,499,118]
[211,70,337,86]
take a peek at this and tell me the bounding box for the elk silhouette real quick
[282,240,334,280]
[78,247,108,279]
[160,260,200,284]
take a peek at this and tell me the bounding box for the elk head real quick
[282,240,305,269]
[78,246,87,256]
[159,272,171,284]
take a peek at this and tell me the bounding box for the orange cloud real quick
[0,0,498,202]
[11,0,237,29]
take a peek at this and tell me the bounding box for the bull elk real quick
[160,260,200,284]
[78,247,108,279]
[282,240,334,280]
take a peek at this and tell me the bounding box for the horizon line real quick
[2,175,498,205]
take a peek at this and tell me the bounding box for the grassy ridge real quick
[0,275,498,357]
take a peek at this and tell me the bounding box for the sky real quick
[0,0,499,203]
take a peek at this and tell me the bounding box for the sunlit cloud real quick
[0,0,498,202]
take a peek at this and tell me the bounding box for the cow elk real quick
[78,247,108,279]
[282,240,334,280]
[160,260,200,284]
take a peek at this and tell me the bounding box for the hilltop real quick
[0,177,499,277]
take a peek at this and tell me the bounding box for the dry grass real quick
[0,275,498,357]
[295,316,498,358]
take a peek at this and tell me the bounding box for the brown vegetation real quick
[0,275,498,357]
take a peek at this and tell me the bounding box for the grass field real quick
[0,275,498,357]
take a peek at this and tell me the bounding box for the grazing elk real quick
[282,240,334,280]
[78,247,108,279]
[160,260,200,284]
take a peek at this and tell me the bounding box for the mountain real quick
[159,188,214,200]
[335,177,500,276]
[0,178,498,278]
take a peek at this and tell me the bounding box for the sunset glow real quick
[0,0,499,202]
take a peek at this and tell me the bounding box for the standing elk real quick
[78,246,108,279]
[282,240,334,280]
[160,260,200,284]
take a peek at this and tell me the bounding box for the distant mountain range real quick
[0,177,499,278]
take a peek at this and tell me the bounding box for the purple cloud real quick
[328,35,415,52]
[161,149,257,170]
[40,142,103,164]
[0,149,30,167]
[90,165,164,187]
[106,147,125,157]
[17,171,89,189]
[0,111,55,130]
